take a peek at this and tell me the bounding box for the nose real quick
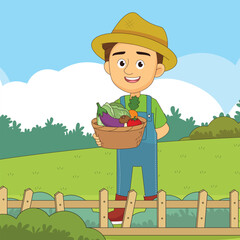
[124,60,134,75]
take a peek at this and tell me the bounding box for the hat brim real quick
[91,33,177,71]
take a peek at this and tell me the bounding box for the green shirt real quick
[115,94,167,129]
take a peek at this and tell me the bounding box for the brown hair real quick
[102,43,163,64]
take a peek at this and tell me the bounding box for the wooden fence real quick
[0,186,240,236]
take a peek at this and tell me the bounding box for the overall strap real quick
[146,95,152,122]
[120,96,125,108]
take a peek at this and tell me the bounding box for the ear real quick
[155,63,165,78]
[104,61,110,75]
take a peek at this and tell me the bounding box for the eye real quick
[117,59,126,68]
[136,60,144,69]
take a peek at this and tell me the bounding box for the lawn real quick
[1,138,240,201]
[1,138,240,238]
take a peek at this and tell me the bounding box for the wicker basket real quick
[91,116,147,149]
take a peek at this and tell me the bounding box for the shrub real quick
[234,100,240,123]
[7,192,113,228]
[181,117,240,140]
[159,106,199,142]
[0,208,105,240]
[0,115,97,159]
[131,192,229,227]
[0,223,74,240]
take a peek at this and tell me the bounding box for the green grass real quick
[1,138,240,201]
[1,138,240,238]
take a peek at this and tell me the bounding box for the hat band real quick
[112,29,168,47]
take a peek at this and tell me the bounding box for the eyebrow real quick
[136,51,151,56]
[112,51,125,56]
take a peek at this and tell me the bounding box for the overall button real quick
[148,114,151,118]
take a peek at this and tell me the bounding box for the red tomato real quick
[127,118,142,126]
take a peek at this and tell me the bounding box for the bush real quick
[0,104,203,160]
[181,117,240,140]
[0,208,105,240]
[0,115,97,159]
[159,106,200,142]
[0,223,74,240]
[131,192,229,227]
[7,192,113,228]
[234,100,240,123]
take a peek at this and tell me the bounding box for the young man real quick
[92,12,177,224]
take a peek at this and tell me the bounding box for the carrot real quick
[129,109,138,119]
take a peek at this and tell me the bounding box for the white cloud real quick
[163,54,240,114]
[0,62,223,134]
[229,101,240,119]
[0,68,10,85]
[0,63,125,133]
[143,79,223,124]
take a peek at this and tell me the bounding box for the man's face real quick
[104,43,165,94]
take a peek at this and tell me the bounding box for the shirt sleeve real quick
[152,98,167,128]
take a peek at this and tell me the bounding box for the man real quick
[92,12,177,224]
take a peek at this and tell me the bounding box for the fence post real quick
[157,190,166,228]
[122,190,137,228]
[54,192,65,212]
[99,189,108,228]
[21,188,33,212]
[0,186,7,214]
[230,190,239,228]
[196,189,207,228]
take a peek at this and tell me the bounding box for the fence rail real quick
[0,186,240,236]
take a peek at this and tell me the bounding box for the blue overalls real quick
[117,95,158,197]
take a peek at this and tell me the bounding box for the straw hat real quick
[91,12,177,71]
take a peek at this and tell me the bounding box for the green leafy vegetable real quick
[109,102,125,108]
[96,101,130,126]
[128,96,140,110]
[111,105,130,118]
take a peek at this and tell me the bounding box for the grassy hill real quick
[1,138,240,201]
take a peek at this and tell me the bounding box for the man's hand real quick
[93,133,102,147]
[155,123,169,140]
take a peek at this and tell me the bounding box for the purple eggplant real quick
[97,103,124,127]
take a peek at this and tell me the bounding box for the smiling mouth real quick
[124,76,141,83]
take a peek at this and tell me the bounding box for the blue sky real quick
[0,0,240,112]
